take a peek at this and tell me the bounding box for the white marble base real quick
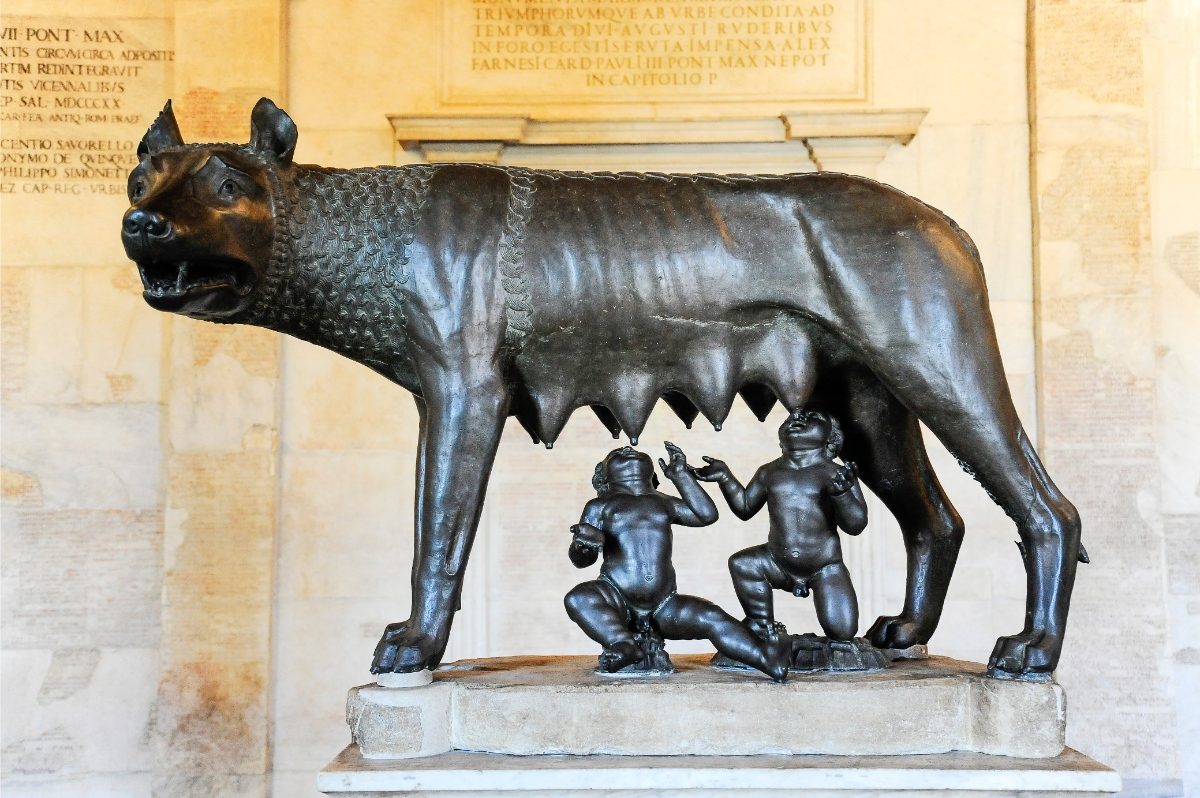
[318,744,1121,796]
[347,655,1066,760]
[375,670,432,688]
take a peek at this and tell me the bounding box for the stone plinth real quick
[319,746,1120,797]
[347,655,1065,760]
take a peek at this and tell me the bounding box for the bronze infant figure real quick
[121,98,1085,680]
[565,443,790,682]
[698,409,866,644]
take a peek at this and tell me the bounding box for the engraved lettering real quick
[443,0,864,104]
[0,15,172,192]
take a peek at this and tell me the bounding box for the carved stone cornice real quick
[388,110,928,177]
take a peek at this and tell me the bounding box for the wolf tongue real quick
[175,261,189,292]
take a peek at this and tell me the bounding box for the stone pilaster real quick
[150,3,285,796]
[1029,0,1181,781]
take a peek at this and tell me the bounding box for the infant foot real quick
[765,636,791,683]
[598,640,644,672]
[745,617,789,641]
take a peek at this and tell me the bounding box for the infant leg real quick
[810,563,859,641]
[728,544,792,624]
[565,581,642,671]
[654,595,788,682]
[564,580,634,648]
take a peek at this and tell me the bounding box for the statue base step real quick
[348,654,1066,760]
[319,745,1120,797]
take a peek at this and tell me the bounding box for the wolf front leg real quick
[371,381,508,673]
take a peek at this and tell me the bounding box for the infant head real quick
[777,409,843,459]
[592,446,659,495]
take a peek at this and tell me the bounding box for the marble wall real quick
[0,1,1194,796]
[1029,0,1199,791]
[2,1,285,796]
[1,4,171,796]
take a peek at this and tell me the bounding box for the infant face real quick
[778,411,829,453]
[605,446,655,485]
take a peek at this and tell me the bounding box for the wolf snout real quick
[122,208,173,244]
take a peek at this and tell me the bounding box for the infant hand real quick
[659,441,690,479]
[693,455,731,482]
[571,523,604,549]
[831,461,859,494]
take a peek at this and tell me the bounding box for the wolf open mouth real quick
[138,257,254,299]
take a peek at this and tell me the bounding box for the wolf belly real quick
[503,169,851,446]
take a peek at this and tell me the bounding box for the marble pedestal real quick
[319,746,1120,797]
[320,655,1120,797]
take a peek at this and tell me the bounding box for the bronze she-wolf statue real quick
[121,98,1085,679]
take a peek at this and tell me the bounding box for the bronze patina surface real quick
[121,99,1084,680]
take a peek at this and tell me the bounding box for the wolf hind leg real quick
[982,428,1081,676]
[811,370,965,651]
[883,370,1080,677]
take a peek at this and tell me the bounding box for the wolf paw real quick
[866,615,923,649]
[370,622,444,674]
[987,631,1059,678]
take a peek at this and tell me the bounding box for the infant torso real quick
[598,493,679,610]
[763,460,844,576]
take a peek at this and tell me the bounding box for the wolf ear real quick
[138,100,184,158]
[249,97,297,164]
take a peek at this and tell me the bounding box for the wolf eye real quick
[219,178,240,198]
[130,178,146,201]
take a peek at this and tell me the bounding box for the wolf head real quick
[121,98,296,320]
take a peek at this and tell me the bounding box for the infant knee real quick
[819,601,859,641]
[824,618,858,642]
[564,586,597,620]
[728,550,762,580]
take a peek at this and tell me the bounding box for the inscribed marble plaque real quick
[440,0,867,105]
[0,14,173,266]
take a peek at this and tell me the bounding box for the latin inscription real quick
[0,16,173,196]
[442,0,865,105]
